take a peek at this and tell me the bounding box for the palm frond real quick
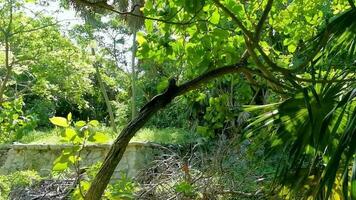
[294,8,356,72]
[245,84,356,199]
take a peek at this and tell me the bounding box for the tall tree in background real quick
[122,0,145,119]
[61,0,356,199]
[0,0,94,107]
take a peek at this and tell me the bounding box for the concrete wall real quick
[0,142,157,179]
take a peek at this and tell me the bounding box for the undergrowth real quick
[17,127,198,145]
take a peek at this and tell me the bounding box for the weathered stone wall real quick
[0,142,157,179]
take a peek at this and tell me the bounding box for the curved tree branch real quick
[212,0,253,39]
[70,0,203,25]
[84,61,245,199]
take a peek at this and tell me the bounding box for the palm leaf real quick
[352,156,356,200]
[244,83,355,199]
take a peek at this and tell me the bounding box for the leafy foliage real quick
[0,98,37,143]
[49,113,110,171]
[0,170,41,199]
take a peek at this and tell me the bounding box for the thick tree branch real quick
[255,0,273,41]
[70,0,202,25]
[212,0,254,39]
[84,62,245,199]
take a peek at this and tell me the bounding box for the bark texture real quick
[84,63,244,200]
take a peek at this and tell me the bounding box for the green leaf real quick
[67,112,72,121]
[90,132,110,143]
[210,10,220,24]
[88,120,100,127]
[75,121,86,128]
[49,117,69,127]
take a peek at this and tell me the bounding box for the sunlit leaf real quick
[49,117,69,127]
[89,132,110,143]
[88,120,100,127]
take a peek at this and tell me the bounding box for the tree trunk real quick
[84,63,244,200]
[130,32,137,120]
[94,63,117,132]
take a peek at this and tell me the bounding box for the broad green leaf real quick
[145,0,153,9]
[210,10,220,24]
[75,121,86,128]
[49,117,69,127]
[90,132,110,143]
[89,120,100,127]
[83,129,90,138]
[72,135,84,145]
[271,139,283,147]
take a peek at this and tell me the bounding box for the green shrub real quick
[24,98,55,127]
[0,98,37,143]
[0,170,41,199]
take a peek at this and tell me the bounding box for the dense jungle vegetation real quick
[0,0,355,199]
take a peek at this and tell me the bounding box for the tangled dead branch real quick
[135,137,271,200]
